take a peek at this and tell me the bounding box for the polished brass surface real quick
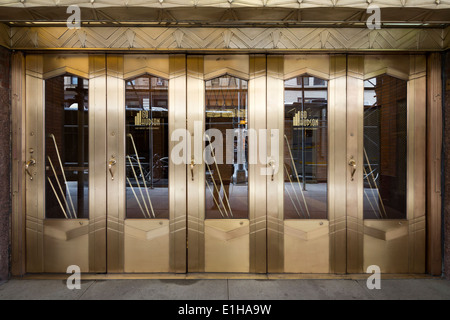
[168,54,188,273]
[11,52,26,276]
[329,54,348,274]
[88,55,107,273]
[1,25,448,51]
[16,52,431,275]
[347,54,427,274]
[426,53,443,275]
[106,54,187,273]
[187,55,205,272]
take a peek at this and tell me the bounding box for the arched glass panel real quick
[284,75,328,219]
[363,75,407,219]
[125,75,169,219]
[45,74,89,219]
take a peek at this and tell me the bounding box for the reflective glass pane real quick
[284,75,328,219]
[125,75,169,219]
[205,75,248,219]
[363,75,407,219]
[45,75,89,219]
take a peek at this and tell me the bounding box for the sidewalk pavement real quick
[1,278,450,300]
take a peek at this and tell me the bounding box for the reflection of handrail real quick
[205,135,233,218]
[127,134,155,218]
[47,177,69,219]
[127,155,153,219]
[126,177,147,219]
[284,135,310,218]
[284,164,304,218]
[48,134,77,218]
[48,156,74,219]
[364,148,387,219]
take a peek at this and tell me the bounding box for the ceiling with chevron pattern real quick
[0,0,448,27]
[0,0,449,9]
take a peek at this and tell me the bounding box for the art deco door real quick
[266,55,348,273]
[346,55,426,273]
[266,54,426,274]
[25,54,107,273]
[106,55,186,273]
[187,55,267,273]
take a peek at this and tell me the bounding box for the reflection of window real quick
[125,74,169,219]
[363,75,407,220]
[205,75,249,220]
[45,74,89,219]
[284,75,328,220]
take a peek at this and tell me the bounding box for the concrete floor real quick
[1,278,450,300]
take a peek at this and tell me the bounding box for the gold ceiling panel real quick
[0,25,448,51]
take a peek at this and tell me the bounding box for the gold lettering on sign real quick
[293,111,318,128]
[134,111,161,128]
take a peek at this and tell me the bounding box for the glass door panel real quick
[125,75,169,219]
[205,75,248,220]
[284,75,328,220]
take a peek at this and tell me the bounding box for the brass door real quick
[266,54,426,274]
[346,55,426,273]
[106,55,187,273]
[266,55,347,273]
[25,54,107,273]
[187,55,267,273]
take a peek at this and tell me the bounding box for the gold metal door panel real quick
[267,54,347,274]
[187,54,266,273]
[284,220,329,273]
[347,55,426,274]
[124,220,170,273]
[43,220,89,273]
[106,54,187,273]
[204,220,250,273]
[25,54,107,273]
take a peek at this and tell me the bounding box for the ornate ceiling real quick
[0,0,448,27]
[0,1,449,9]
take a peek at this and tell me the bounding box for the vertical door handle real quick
[108,158,117,180]
[348,158,357,181]
[268,159,276,181]
[25,159,36,180]
[190,159,195,181]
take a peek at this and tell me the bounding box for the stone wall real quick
[0,45,10,281]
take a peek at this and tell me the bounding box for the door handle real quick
[348,158,356,181]
[190,159,195,181]
[25,159,36,180]
[268,159,276,181]
[108,158,117,180]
